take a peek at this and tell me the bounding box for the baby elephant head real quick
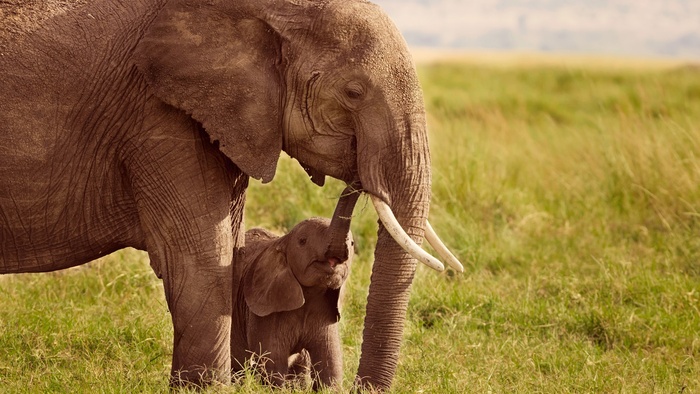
[286,218,353,290]
[243,218,353,317]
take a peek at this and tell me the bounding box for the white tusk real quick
[424,220,465,273]
[370,195,445,272]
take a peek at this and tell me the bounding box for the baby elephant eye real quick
[298,237,307,246]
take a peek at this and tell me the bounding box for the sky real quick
[371,0,700,58]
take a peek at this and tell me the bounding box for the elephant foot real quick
[287,350,313,388]
[169,367,230,389]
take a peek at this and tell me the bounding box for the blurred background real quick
[372,0,700,59]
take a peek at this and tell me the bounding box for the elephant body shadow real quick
[231,218,353,389]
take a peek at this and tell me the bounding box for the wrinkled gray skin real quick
[232,219,352,390]
[0,0,431,390]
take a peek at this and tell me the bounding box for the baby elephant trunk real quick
[325,183,361,263]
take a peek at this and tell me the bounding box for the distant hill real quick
[372,0,700,59]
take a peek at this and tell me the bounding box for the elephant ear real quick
[243,240,305,317]
[133,1,282,182]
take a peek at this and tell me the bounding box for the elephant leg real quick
[137,181,244,386]
[156,249,233,385]
[126,117,248,386]
[306,324,343,390]
[247,321,292,387]
[287,349,312,382]
[261,352,290,387]
[250,341,290,387]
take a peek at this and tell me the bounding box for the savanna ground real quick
[1,54,699,393]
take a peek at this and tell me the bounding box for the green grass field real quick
[1,57,699,393]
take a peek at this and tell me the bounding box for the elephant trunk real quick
[358,180,430,390]
[356,114,432,390]
[325,183,361,263]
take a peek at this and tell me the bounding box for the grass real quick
[1,57,700,392]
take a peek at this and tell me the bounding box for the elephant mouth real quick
[299,162,326,186]
[324,270,346,290]
[311,260,348,290]
[327,257,341,268]
[299,159,358,187]
[313,259,345,274]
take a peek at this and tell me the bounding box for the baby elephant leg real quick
[306,325,343,390]
[259,350,290,387]
[248,331,291,387]
[248,316,297,386]
[287,349,312,387]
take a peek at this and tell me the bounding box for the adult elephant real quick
[0,0,462,390]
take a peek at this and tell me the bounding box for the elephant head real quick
[133,0,463,389]
[243,218,352,318]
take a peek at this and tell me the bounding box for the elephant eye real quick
[298,237,307,246]
[344,82,365,100]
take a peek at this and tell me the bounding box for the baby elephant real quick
[232,217,353,389]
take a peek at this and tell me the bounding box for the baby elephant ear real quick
[133,2,282,182]
[243,243,305,317]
